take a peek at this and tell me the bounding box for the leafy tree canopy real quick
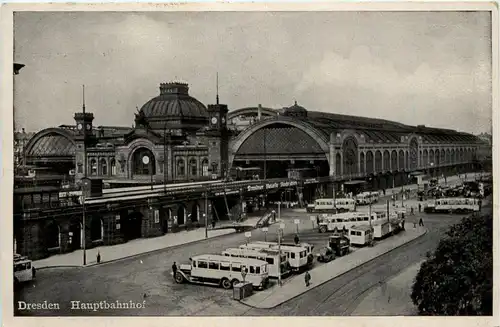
[411,213,493,315]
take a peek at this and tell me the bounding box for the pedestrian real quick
[304,271,311,287]
[212,219,216,229]
[383,189,386,196]
[172,262,178,278]
[419,218,424,227]
[418,203,422,213]
[294,234,300,245]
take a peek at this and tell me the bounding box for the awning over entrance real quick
[343,180,366,185]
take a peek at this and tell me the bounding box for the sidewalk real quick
[240,226,427,309]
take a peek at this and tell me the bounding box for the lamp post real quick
[163,126,169,194]
[262,227,268,241]
[81,194,87,266]
[204,190,209,239]
[143,155,153,190]
[278,222,285,287]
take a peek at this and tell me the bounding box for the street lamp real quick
[262,227,268,241]
[142,155,153,190]
[278,222,285,287]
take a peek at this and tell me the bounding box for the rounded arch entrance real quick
[231,120,330,178]
[131,147,156,177]
[123,211,143,240]
[69,220,82,251]
[177,205,186,225]
[90,217,104,241]
[44,220,61,250]
[190,203,200,222]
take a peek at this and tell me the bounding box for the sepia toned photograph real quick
[4,3,496,321]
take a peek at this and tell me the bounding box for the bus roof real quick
[191,254,267,266]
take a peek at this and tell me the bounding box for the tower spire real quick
[82,85,86,114]
[216,72,219,105]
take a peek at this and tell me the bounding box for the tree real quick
[411,213,493,315]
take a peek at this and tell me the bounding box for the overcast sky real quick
[14,11,492,134]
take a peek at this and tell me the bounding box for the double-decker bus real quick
[174,254,269,290]
[221,247,290,279]
[316,211,387,233]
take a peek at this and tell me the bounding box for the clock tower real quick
[73,86,95,181]
[206,103,229,178]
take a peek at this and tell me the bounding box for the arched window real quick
[90,159,97,175]
[366,151,374,174]
[375,151,382,172]
[409,138,419,170]
[91,217,104,241]
[391,150,398,171]
[202,159,209,176]
[189,158,197,177]
[111,158,116,175]
[342,137,358,176]
[383,150,390,171]
[100,158,108,176]
[359,152,365,174]
[132,148,156,175]
[177,159,185,177]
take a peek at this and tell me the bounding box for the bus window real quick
[290,253,296,259]
[357,218,362,221]
[266,257,274,265]
[232,264,242,272]
[250,266,255,274]
[256,266,261,274]
[350,230,356,235]
[192,261,197,267]
[198,261,208,269]
[364,217,369,221]
[208,262,219,270]
[220,262,230,271]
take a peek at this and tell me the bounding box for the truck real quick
[327,232,351,257]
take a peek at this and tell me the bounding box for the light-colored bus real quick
[14,254,36,287]
[424,197,481,214]
[174,254,269,290]
[221,247,290,279]
[313,198,356,213]
[356,192,379,205]
[349,225,374,246]
[372,220,391,239]
[240,242,311,272]
[317,211,386,233]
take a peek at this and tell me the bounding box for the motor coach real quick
[313,198,356,213]
[317,211,384,233]
[348,225,374,246]
[14,254,36,287]
[240,242,311,272]
[174,254,269,290]
[222,248,290,279]
[424,197,481,214]
[372,220,391,239]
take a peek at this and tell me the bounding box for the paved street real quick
[15,194,491,316]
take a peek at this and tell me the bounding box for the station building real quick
[16,81,487,260]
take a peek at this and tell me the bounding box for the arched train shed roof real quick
[25,127,77,158]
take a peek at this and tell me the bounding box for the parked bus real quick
[221,247,290,279]
[313,198,356,213]
[372,220,392,239]
[14,254,36,287]
[174,254,269,290]
[240,242,311,272]
[424,197,481,214]
[317,211,386,233]
[349,225,374,246]
[355,192,376,205]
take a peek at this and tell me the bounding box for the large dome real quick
[138,82,208,123]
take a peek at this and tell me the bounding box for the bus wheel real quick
[174,272,185,284]
[221,278,232,289]
[319,226,327,233]
[231,279,240,288]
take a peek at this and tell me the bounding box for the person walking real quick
[304,271,311,287]
[418,203,422,213]
[172,262,178,279]
[294,234,300,245]
[419,218,424,227]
